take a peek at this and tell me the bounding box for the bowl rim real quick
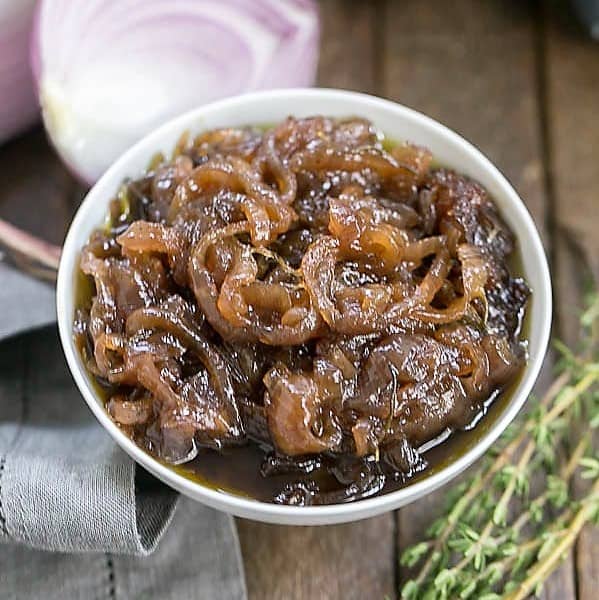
[57,87,552,524]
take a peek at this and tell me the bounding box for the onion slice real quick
[31,0,320,183]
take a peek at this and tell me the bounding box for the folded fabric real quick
[0,495,247,600]
[0,326,179,555]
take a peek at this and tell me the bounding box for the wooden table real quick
[1,1,597,598]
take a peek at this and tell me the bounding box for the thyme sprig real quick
[400,296,599,599]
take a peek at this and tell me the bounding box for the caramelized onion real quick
[75,116,529,505]
[264,365,342,456]
[190,222,322,345]
[290,146,415,179]
[412,243,488,323]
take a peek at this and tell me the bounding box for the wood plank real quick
[238,516,394,600]
[316,0,378,94]
[382,0,546,230]
[237,2,396,599]
[382,1,575,597]
[544,3,599,598]
[0,128,76,246]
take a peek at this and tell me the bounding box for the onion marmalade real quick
[74,117,529,505]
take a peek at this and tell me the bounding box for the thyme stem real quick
[401,295,599,600]
[409,370,594,588]
[504,478,599,600]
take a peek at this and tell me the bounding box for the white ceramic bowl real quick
[57,89,552,525]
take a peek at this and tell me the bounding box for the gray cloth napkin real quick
[0,264,56,340]
[0,263,246,599]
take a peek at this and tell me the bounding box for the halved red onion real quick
[31,0,320,184]
[0,0,39,144]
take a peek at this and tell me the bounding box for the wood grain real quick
[544,3,599,598]
[238,516,394,600]
[237,3,396,599]
[382,0,575,597]
[381,0,546,229]
[0,128,76,245]
[316,0,379,94]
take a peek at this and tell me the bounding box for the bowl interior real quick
[57,89,551,525]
